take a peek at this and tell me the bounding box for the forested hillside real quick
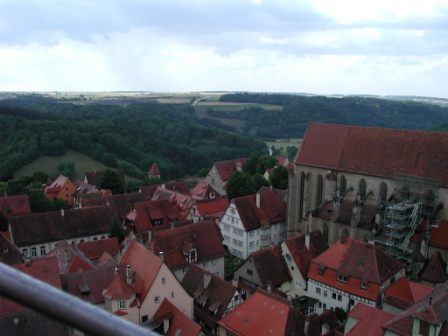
[0,96,266,180]
[216,93,448,138]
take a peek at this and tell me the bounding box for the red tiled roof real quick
[0,256,61,315]
[283,231,328,279]
[76,237,119,261]
[276,156,289,167]
[218,290,302,336]
[233,190,286,231]
[81,192,150,220]
[250,245,291,287]
[309,239,404,301]
[129,199,185,233]
[68,254,95,273]
[213,158,247,182]
[165,180,190,195]
[103,273,137,300]
[152,187,194,214]
[347,303,393,336]
[0,195,31,217]
[119,240,163,302]
[295,123,448,186]
[191,180,218,200]
[430,221,448,250]
[181,264,238,323]
[383,282,448,335]
[419,252,448,284]
[139,185,160,199]
[196,197,229,218]
[151,221,224,271]
[153,299,201,336]
[383,277,433,310]
[10,206,115,247]
[45,175,71,194]
[149,162,161,176]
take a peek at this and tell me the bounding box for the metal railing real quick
[0,262,159,336]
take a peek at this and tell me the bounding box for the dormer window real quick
[337,275,347,283]
[360,281,368,289]
[118,300,126,310]
[318,266,325,276]
[190,248,197,262]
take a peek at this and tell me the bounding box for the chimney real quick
[163,316,170,334]
[266,281,272,293]
[126,264,133,285]
[256,192,261,208]
[203,273,212,289]
[159,251,164,262]
[60,208,65,217]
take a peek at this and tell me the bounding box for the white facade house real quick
[219,191,287,259]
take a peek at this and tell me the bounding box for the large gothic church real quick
[287,123,448,270]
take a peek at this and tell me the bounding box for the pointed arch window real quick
[299,173,306,220]
[339,175,347,196]
[316,175,323,208]
[379,183,388,203]
[358,179,367,199]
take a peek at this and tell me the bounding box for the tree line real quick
[0,97,267,181]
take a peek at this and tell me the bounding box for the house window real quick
[249,231,255,237]
[224,224,230,231]
[162,277,166,285]
[337,294,342,301]
[358,179,367,199]
[318,266,324,275]
[323,290,327,297]
[31,247,37,257]
[40,246,46,256]
[118,300,126,310]
[290,266,295,271]
[332,293,336,299]
[22,249,28,257]
[141,315,148,323]
[361,281,367,289]
[285,254,292,261]
[249,241,255,249]
[350,299,355,306]
[316,287,321,294]
[171,291,174,298]
[154,296,160,304]
[247,269,253,276]
[223,235,230,242]
[233,239,238,245]
[338,275,347,283]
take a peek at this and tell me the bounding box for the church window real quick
[358,179,367,199]
[316,175,323,208]
[379,183,388,203]
[299,173,306,220]
[339,175,347,195]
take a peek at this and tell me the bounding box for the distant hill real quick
[0,96,266,181]
[214,93,448,138]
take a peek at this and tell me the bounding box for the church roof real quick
[295,123,448,186]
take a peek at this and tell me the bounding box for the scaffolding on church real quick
[373,200,422,262]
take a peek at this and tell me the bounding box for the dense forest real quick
[216,93,448,138]
[0,96,266,181]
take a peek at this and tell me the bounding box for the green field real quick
[14,149,141,181]
[265,139,300,155]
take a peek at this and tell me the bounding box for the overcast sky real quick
[0,0,447,97]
